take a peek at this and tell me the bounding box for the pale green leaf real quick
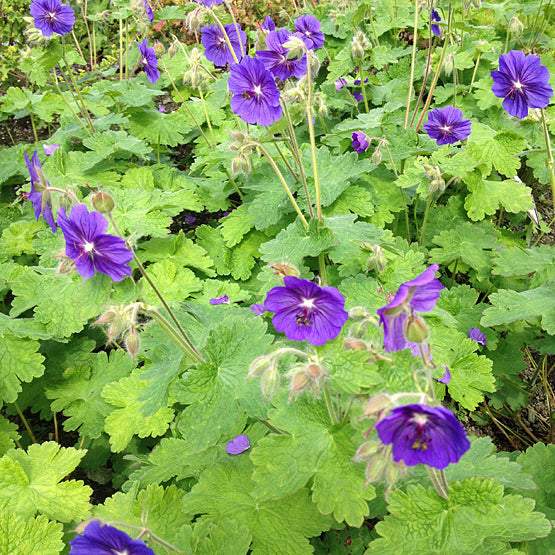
[0,512,63,555]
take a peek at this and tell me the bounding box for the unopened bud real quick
[363,393,392,418]
[509,16,524,36]
[270,262,300,280]
[365,245,387,274]
[91,191,115,214]
[261,367,280,401]
[365,453,389,484]
[92,310,117,326]
[154,42,165,56]
[247,355,269,380]
[283,35,305,59]
[349,306,370,319]
[351,37,365,60]
[288,370,310,400]
[168,41,179,58]
[385,460,406,486]
[185,7,203,33]
[125,329,141,360]
[371,147,382,165]
[344,337,368,350]
[404,314,429,343]
[444,53,455,76]
[353,441,378,462]
[308,54,320,78]
[231,153,251,178]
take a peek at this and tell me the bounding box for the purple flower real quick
[262,16,275,31]
[376,404,470,470]
[352,92,363,102]
[144,0,154,22]
[226,434,250,455]
[352,131,369,153]
[57,204,133,282]
[423,106,472,145]
[24,151,57,233]
[201,23,246,67]
[158,105,165,112]
[210,294,230,305]
[264,276,348,346]
[256,29,307,80]
[194,0,224,5]
[69,521,154,555]
[335,78,348,90]
[137,39,160,84]
[294,15,324,50]
[431,9,441,36]
[491,50,553,119]
[250,303,265,316]
[44,143,60,155]
[436,365,451,384]
[228,56,283,126]
[468,327,487,345]
[30,0,75,37]
[377,264,444,353]
[183,215,197,224]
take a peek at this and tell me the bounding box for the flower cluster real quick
[264,276,348,346]
[377,265,444,354]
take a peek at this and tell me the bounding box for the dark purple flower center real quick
[296,298,315,327]
[409,414,431,452]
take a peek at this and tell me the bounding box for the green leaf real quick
[174,319,273,450]
[0,415,20,456]
[366,478,552,554]
[467,129,525,178]
[493,245,555,286]
[253,397,375,527]
[481,281,555,333]
[184,456,332,554]
[429,222,498,280]
[102,374,175,452]
[196,518,252,555]
[0,442,91,522]
[10,271,113,339]
[464,173,533,221]
[220,205,256,247]
[327,185,375,218]
[0,331,44,405]
[327,350,383,393]
[195,225,232,276]
[230,231,265,281]
[0,512,63,555]
[46,351,135,439]
[259,218,336,268]
[301,147,375,206]
[0,220,44,257]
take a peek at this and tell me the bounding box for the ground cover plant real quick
[0,0,555,552]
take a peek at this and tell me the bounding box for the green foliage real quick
[0,512,63,555]
[0,442,91,522]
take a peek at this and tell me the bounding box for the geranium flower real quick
[210,294,230,305]
[201,23,246,66]
[228,56,283,126]
[377,264,444,353]
[226,434,250,455]
[294,15,324,50]
[137,39,160,83]
[194,0,224,5]
[376,404,470,469]
[264,276,348,345]
[57,204,133,282]
[24,151,57,233]
[30,0,75,37]
[423,106,472,145]
[144,0,154,22]
[491,50,553,119]
[468,328,487,345]
[262,15,275,31]
[352,131,370,153]
[256,29,307,80]
[69,521,154,555]
[431,9,441,36]
[44,144,60,155]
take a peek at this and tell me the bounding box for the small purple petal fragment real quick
[183,215,197,224]
[431,9,441,36]
[210,294,230,305]
[158,105,165,112]
[436,365,451,384]
[468,327,487,345]
[226,434,250,455]
[352,131,369,153]
[352,92,363,102]
[44,144,60,155]
[250,303,265,316]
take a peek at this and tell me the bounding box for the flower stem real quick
[107,215,205,364]
[119,19,124,81]
[211,11,239,64]
[257,144,309,228]
[359,63,370,114]
[323,383,337,425]
[14,401,36,443]
[540,109,555,210]
[318,252,328,286]
[275,141,298,181]
[468,51,481,92]
[305,50,322,220]
[224,0,245,58]
[427,467,449,498]
[405,1,419,129]
[61,54,95,133]
[255,417,284,434]
[198,87,217,147]
[419,193,435,246]
[106,522,181,552]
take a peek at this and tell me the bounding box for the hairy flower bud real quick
[371,147,382,165]
[288,369,310,401]
[351,37,364,59]
[247,355,270,380]
[444,53,455,76]
[92,310,118,326]
[365,244,387,274]
[353,441,379,462]
[344,337,368,350]
[348,306,370,319]
[185,6,204,33]
[363,393,392,418]
[404,314,429,343]
[509,16,524,36]
[154,41,165,56]
[231,153,251,178]
[125,328,141,360]
[261,366,280,402]
[91,191,115,214]
[270,261,300,280]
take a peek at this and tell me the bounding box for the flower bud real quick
[365,244,387,274]
[363,393,392,418]
[168,41,179,58]
[288,370,310,401]
[365,453,389,484]
[371,147,382,165]
[509,16,524,36]
[444,53,455,76]
[247,355,269,380]
[344,337,368,350]
[269,262,300,280]
[308,54,321,78]
[353,441,378,462]
[261,367,280,401]
[92,310,117,326]
[154,42,165,56]
[404,314,429,343]
[185,7,203,33]
[283,35,305,58]
[351,37,365,60]
[124,328,141,360]
[91,191,115,214]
